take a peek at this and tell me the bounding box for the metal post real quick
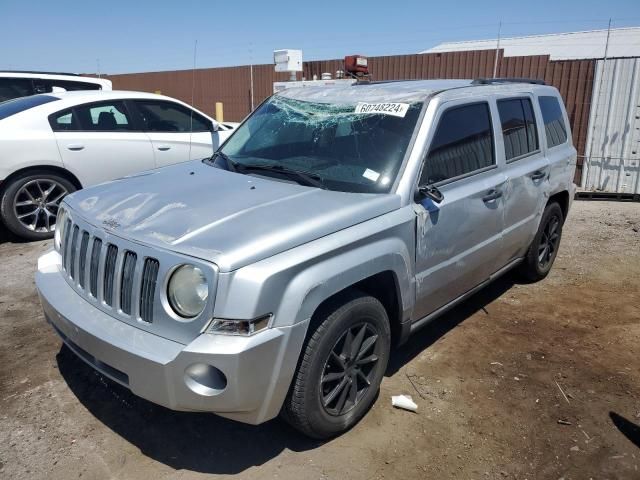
[583,18,612,190]
[492,21,502,79]
[250,63,254,111]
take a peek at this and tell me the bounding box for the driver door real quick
[413,100,506,320]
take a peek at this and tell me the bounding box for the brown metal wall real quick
[107,50,594,181]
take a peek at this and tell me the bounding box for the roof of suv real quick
[277,79,558,104]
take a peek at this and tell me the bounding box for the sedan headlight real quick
[167,265,208,318]
[54,208,67,252]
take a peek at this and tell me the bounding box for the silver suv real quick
[36,79,576,438]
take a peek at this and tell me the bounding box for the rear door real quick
[495,95,550,265]
[413,100,506,320]
[50,100,155,186]
[130,99,215,167]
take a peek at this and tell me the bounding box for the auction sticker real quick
[355,102,409,118]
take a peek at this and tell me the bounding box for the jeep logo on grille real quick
[102,218,121,230]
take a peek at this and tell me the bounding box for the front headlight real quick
[54,208,67,252]
[167,264,208,318]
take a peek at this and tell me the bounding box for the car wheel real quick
[0,171,75,241]
[519,202,564,282]
[283,290,391,439]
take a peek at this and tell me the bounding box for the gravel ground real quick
[1,200,639,479]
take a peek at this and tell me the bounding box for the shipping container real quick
[582,57,640,194]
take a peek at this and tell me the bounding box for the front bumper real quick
[36,250,308,425]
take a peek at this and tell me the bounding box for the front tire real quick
[519,202,564,282]
[283,291,391,439]
[0,171,75,241]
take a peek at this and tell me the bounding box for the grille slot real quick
[68,226,79,280]
[78,231,90,289]
[61,218,72,271]
[103,244,118,306]
[120,251,137,315]
[89,238,102,297]
[140,258,159,323]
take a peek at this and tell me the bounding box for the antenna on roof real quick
[188,39,197,162]
[493,20,502,79]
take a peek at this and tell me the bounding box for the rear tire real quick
[0,171,75,241]
[519,202,564,282]
[283,290,391,439]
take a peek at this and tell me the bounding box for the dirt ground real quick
[1,200,639,480]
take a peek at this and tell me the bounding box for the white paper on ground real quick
[391,394,418,412]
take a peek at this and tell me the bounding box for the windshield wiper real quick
[210,151,238,172]
[236,163,327,189]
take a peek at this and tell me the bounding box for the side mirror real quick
[417,184,444,204]
[210,121,219,132]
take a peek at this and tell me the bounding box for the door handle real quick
[67,144,84,151]
[157,145,171,151]
[482,189,503,203]
[530,170,547,181]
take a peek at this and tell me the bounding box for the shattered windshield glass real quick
[216,95,422,193]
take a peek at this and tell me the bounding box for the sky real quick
[1,0,639,75]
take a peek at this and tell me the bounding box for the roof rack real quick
[0,70,81,76]
[472,78,546,85]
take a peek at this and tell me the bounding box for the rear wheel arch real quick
[1,165,82,193]
[547,190,569,219]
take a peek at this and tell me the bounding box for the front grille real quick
[60,218,160,323]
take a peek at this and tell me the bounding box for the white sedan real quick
[0,91,237,240]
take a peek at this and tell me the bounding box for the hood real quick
[65,161,401,271]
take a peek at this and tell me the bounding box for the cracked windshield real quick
[217,95,422,193]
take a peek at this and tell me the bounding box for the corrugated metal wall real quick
[107,50,594,182]
[582,57,640,194]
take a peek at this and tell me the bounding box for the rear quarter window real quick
[538,96,568,148]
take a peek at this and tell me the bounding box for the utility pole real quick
[492,21,502,78]
[249,43,255,112]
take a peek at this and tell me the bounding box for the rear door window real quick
[538,96,568,148]
[421,102,495,184]
[497,98,539,161]
[75,101,134,131]
[132,100,210,132]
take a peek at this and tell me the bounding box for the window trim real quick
[496,96,541,164]
[537,95,569,151]
[417,100,497,189]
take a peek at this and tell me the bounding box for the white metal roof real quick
[421,27,640,60]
